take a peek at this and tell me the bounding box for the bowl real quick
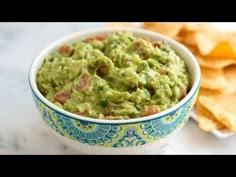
[29,27,201,154]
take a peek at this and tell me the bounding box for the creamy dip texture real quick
[36,32,190,120]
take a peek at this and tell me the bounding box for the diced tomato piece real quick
[98,65,108,75]
[141,105,158,116]
[153,42,160,48]
[59,44,73,56]
[77,74,91,92]
[95,36,105,41]
[85,36,105,42]
[85,37,95,42]
[54,93,70,104]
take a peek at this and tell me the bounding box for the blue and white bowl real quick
[29,27,201,154]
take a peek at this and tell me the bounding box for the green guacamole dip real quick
[37,32,190,120]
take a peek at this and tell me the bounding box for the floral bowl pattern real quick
[29,28,201,154]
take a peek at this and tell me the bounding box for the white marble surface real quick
[1,22,236,154]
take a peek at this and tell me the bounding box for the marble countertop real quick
[1,22,236,154]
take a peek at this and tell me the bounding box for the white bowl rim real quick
[29,27,201,124]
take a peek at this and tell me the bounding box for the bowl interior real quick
[29,27,201,124]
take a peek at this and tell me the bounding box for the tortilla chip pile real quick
[106,22,236,133]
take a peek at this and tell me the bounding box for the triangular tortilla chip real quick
[196,101,225,132]
[177,30,221,55]
[195,32,224,56]
[200,32,236,58]
[206,41,236,58]
[198,92,236,132]
[178,30,234,57]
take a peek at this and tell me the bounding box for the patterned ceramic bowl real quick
[29,28,201,154]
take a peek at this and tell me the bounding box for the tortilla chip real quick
[224,65,236,93]
[179,32,198,46]
[196,32,236,58]
[206,41,236,58]
[195,54,236,69]
[226,32,236,46]
[196,101,225,132]
[198,92,236,132]
[177,24,236,57]
[181,23,214,33]
[195,32,223,56]
[177,23,214,42]
[179,30,227,56]
[198,88,221,96]
[200,67,229,90]
[181,45,199,54]
[143,22,185,38]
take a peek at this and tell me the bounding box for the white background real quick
[0,22,236,154]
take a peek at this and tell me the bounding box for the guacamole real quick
[36,32,190,120]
